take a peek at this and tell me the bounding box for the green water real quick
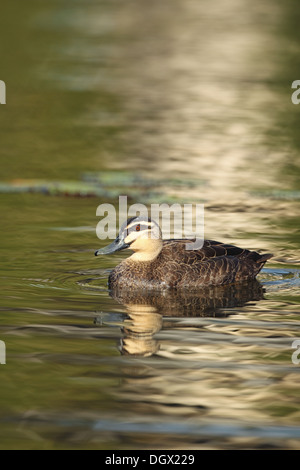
[0,0,300,450]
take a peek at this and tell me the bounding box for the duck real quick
[95,216,272,290]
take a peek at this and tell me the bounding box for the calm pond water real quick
[0,0,300,450]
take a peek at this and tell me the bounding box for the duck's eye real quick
[135,224,141,232]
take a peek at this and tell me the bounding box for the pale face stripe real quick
[126,220,155,232]
[124,220,158,244]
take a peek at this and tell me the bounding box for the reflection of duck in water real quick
[110,280,265,356]
[119,304,162,357]
[95,216,272,289]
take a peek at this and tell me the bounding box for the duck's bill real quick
[95,237,130,256]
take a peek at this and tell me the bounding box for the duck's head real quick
[95,216,163,261]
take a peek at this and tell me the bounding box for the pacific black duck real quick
[95,216,272,289]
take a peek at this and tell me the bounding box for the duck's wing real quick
[163,238,272,263]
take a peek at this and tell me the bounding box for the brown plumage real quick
[95,216,272,290]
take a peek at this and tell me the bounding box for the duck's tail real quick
[255,253,273,263]
[251,252,273,276]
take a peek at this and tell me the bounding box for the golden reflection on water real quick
[23,0,299,202]
[97,0,295,198]
[28,0,300,262]
[102,287,299,449]
[110,281,265,356]
[93,277,300,448]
